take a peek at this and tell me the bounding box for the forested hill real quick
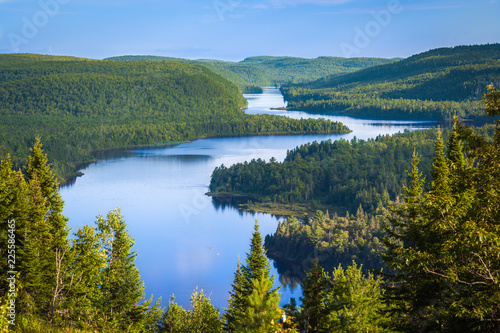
[106,55,396,93]
[209,129,440,216]
[0,54,349,182]
[239,56,396,86]
[282,44,500,120]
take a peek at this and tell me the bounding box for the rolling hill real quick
[0,54,349,182]
[282,44,500,120]
[106,55,396,93]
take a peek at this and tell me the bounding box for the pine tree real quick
[230,220,282,332]
[25,137,68,247]
[383,89,500,331]
[96,208,145,329]
[242,221,273,290]
[160,296,187,333]
[160,290,222,333]
[224,258,246,332]
[2,141,163,330]
[299,258,330,333]
[382,144,451,331]
[187,288,223,333]
[66,225,107,328]
[329,262,388,333]
[239,272,281,333]
[484,84,500,118]
[0,155,27,300]
[17,139,72,321]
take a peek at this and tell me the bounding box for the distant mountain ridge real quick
[282,44,500,120]
[105,55,396,93]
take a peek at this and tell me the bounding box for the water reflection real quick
[60,87,436,310]
[272,259,304,291]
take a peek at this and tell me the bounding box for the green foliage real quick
[238,272,282,333]
[0,142,163,332]
[160,296,188,333]
[96,209,146,328]
[282,44,500,120]
[210,129,437,215]
[243,222,273,288]
[160,290,223,333]
[224,259,246,332]
[327,263,390,333]
[298,258,331,332]
[484,83,500,117]
[238,56,396,87]
[289,260,389,333]
[383,93,500,331]
[187,289,223,333]
[0,54,349,183]
[107,55,396,92]
[226,221,282,332]
[266,209,388,275]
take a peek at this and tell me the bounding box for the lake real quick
[60,87,434,310]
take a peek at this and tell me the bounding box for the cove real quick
[60,87,435,310]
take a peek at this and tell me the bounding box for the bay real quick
[60,87,434,310]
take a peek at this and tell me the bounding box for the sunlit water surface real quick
[60,87,434,309]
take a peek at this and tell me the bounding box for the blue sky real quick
[0,0,498,60]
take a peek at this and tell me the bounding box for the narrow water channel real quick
[60,87,434,309]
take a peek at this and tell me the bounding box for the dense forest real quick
[106,55,396,93]
[265,207,388,279]
[210,86,500,330]
[209,129,440,215]
[1,85,499,331]
[282,44,500,120]
[2,43,500,331]
[0,54,350,182]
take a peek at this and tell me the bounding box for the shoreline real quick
[59,126,351,187]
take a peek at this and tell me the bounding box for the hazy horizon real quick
[0,0,498,61]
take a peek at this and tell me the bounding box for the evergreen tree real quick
[328,263,388,333]
[0,155,27,297]
[383,88,500,331]
[242,221,273,290]
[187,288,223,333]
[160,290,222,333]
[96,208,145,329]
[239,272,282,333]
[382,151,430,331]
[299,258,330,333]
[230,220,282,332]
[1,141,163,330]
[484,84,500,118]
[66,225,107,328]
[224,259,246,332]
[160,296,187,333]
[16,139,72,321]
[25,137,68,247]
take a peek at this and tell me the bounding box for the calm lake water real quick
[60,87,434,310]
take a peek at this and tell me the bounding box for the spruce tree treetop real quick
[26,137,68,246]
[27,137,59,197]
[430,127,451,197]
[484,84,500,117]
[243,220,273,287]
[300,258,331,333]
[224,258,246,332]
[229,220,282,332]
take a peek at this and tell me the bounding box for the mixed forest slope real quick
[282,44,500,119]
[209,129,439,216]
[210,124,496,274]
[106,55,396,93]
[0,54,349,182]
